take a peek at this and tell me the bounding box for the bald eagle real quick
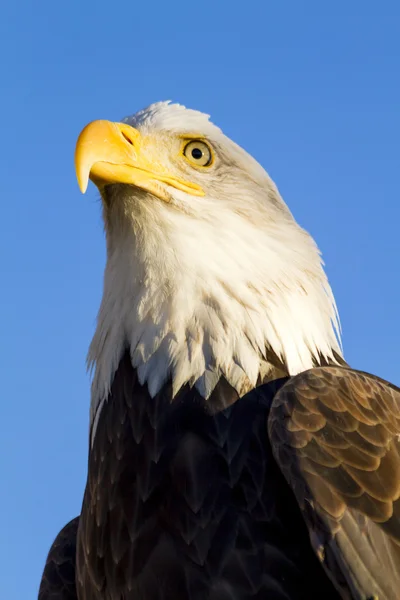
[39,102,400,600]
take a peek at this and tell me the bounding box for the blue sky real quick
[1,1,399,597]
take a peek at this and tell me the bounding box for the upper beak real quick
[74,120,204,201]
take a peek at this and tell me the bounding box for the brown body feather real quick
[39,359,400,599]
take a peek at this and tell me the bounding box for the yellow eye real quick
[183,140,213,167]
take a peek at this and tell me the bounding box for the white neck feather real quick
[88,188,342,428]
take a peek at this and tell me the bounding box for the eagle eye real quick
[183,140,213,167]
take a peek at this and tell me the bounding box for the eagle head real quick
[75,101,342,425]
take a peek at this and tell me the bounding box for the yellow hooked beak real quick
[74,120,205,201]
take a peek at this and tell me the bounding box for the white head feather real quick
[88,101,342,429]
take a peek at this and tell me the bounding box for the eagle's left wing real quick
[38,517,79,599]
[269,366,400,599]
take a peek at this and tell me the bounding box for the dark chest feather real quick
[77,353,339,599]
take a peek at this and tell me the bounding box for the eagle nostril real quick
[122,132,134,146]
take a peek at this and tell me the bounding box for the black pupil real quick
[191,147,203,160]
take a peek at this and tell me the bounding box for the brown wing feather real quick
[269,366,400,599]
[38,517,79,599]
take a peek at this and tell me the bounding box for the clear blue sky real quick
[1,1,399,598]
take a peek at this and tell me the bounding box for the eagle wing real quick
[268,366,400,599]
[38,517,79,599]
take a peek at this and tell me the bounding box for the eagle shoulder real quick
[38,517,79,600]
[269,366,400,599]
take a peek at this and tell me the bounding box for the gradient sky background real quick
[1,1,400,598]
